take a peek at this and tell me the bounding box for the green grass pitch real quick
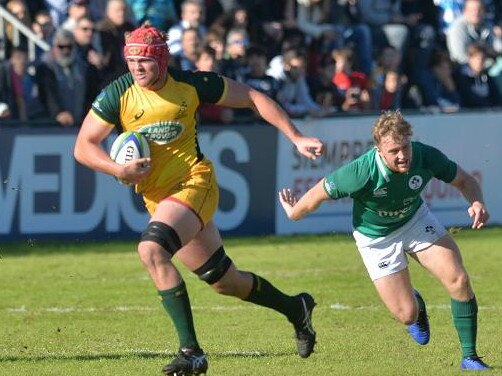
[1,227,501,375]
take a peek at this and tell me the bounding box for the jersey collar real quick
[375,149,391,182]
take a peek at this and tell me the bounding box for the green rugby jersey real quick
[323,141,457,237]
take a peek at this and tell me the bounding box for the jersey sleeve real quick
[193,71,226,104]
[420,142,457,183]
[90,82,121,126]
[323,158,370,199]
[170,68,226,104]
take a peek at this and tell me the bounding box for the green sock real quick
[451,296,478,358]
[243,273,300,322]
[158,282,199,350]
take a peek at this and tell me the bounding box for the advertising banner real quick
[0,124,277,241]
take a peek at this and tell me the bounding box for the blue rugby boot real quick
[461,356,491,370]
[407,290,430,345]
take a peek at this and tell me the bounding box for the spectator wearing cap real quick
[35,27,100,127]
[61,0,90,32]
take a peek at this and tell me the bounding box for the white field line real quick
[331,303,502,310]
[5,305,261,314]
[5,303,502,314]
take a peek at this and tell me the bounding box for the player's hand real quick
[294,136,324,160]
[278,188,297,219]
[468,201,489,229]
[118,157,151,185]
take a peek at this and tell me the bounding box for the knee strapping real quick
[194,247,232,285]
[141,221,182,256]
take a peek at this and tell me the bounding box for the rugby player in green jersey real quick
[279,110,491,370]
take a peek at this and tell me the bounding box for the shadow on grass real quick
[0,349,294,363]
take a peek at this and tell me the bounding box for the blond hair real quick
[372,110,413,145]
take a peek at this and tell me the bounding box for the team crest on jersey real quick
[175,100,188,120]
[139,122,184,144]
[408,175,423,190]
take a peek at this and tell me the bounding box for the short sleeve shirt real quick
[323,142,457,237]
[90,67,227,192]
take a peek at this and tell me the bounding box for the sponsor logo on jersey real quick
[377,206,412,218]
[373,187,387,197]
[138,122,184,144]
[408,175,423,190]
[134,109,144,120]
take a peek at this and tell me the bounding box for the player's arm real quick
[219,77,324,160]
[279,179,330,221]
[449,165,489,229]
[74,112,150,184]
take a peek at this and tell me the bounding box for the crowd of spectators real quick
[0,0,502,126]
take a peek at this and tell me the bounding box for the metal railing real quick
[0,5,50,62]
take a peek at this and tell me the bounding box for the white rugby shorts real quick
[353,204,447,281]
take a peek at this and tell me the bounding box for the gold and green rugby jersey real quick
[90,68,227,193]
[323,142,457,238]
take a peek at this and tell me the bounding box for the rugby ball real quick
[109,131,150,185]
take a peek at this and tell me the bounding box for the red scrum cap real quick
[124,24,170,75]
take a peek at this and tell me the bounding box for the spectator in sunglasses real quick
[35,28,100,127]
[73,16,106,73]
